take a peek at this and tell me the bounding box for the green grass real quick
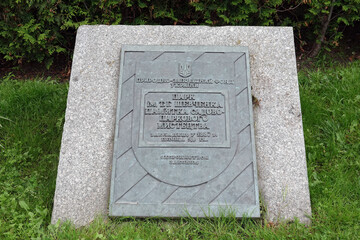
[0,75,68,239]
[0,61,359,239]
[299,61,360,238]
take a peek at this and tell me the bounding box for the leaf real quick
[0,116,12,122]
[95,233,105,239]
[19,200,29,210]
[355,95,360,103]
[28,211,35,218]
[138,1,147,8]
[219,14,229,23]
[337,17,349,25]
[350,120,358,133]
[45,57,53,69]
[308,8,318,15]
[37,33,47,41]
[336,132,344,144]
[23,33,36,44]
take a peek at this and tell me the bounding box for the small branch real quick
[262,1,303,13]
[276,2,303,13]
[330,11,344,22]
[309,0,336,58]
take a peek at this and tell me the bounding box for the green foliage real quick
[301,0,360,49]
[0,0,193,66]
[190,0,282,26]
[1,1,360,66]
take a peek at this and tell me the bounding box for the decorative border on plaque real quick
[138,89,230,148]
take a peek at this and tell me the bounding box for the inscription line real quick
[185,184,206,203]
[125,51,145,53]
[232,137,251,164]
[161,186,180,204]
[138,180,163,202]
[238,124,250,135]
[208,162,253,205]
[123,74,135,84]
[116,146,132,161]
[193,52,205,61]
[152,51,186,61]
[236,87,247,97]
[119,109,133,121]
[233,53,245,65]
[115,153,137,181]
[115,173,149,203]
[231,180,254,205]
[152,52,165,61]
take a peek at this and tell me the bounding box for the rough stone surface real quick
[52,25,312,226]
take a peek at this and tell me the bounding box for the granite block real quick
[51,25,311,226]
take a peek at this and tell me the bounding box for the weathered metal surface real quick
[109,45,260,217]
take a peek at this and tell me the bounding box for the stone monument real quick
[52,25,311,226]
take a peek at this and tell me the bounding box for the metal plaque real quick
[109,45,260,217]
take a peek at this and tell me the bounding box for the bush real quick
[1,0,359,66]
